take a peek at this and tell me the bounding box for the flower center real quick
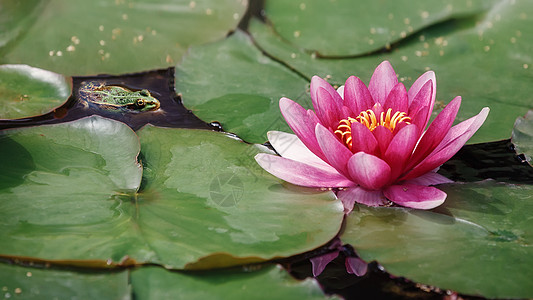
[334,108,411,149]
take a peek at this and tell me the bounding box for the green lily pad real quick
[131,265,337,299]
[0,262,130,300]
[0,0,247,75]
[0,116,147,264]
[176,29,311,144]
[264,0,494,56]
[0,262,336,299]
[135,125,343,269]
[0,64,71,120]
[250,0,533,143]
[512,110,533,166]
[0,116,343,269]
[341,181,533,299]
[0,0,44,50]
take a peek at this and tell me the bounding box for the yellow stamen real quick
[334,108,411,150]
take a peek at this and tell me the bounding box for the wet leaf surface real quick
[0,64,71,120]
[249,0,533,143]
[0,0,247,75]
[176,30,311,144]
[0,116,146,265]
[0,116,344,269]
[135,125,344,269]
[341,180,533,299]
[264,0,495,56]
[131,265,336,299]
[0,260,337,300]
[2,1,533,298]
[0,0,43,51]
[0,261,131,300]
[0,67,212,131]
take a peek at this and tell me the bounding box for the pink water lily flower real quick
[255,61,489,211]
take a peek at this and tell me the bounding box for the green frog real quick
[78,82,160,112]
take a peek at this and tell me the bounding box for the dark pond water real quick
[0,68,214,131]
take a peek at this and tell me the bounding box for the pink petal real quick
[279,97,326,161]
[310,76,343,114]
[350,121,379,155]
[372,125,393,156]
[408,107,429,137]
[315,124,353,176]
[307,108,322,126]
[402,107,489,180]
[315,87,341,128]
[340,105,353,120]
[384,124,419,180]
[267,131,336,172]
[437,107,490,150]
[255,154,355,188]
[383,82,408,112]
[337,187,388,213]
[408,71,436,108]
[368,61,398,105]
[391,121,409,134]
[371,102,384,116]
[343,75,374,114]
[408,80,434,132]
[409,96,461,168]
[345,257,368,276]
[347,152,391,190]
[403,171,453,186]
[310,251,339,277]
[384,184,447,209]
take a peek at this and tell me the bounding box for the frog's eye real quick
[136,99,146,108]
[139,89,150,97]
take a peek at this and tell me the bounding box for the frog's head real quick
[127,89,161,111]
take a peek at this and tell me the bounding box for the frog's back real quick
[100,86,136,105]
[79,82,129,105]
[79,82,107,104]
[78,81,160,112]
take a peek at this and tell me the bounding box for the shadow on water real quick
[281,245,487,300]
[440,139,533,184]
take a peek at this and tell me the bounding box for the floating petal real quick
[345,257,368,276]
[310,251,340,277]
